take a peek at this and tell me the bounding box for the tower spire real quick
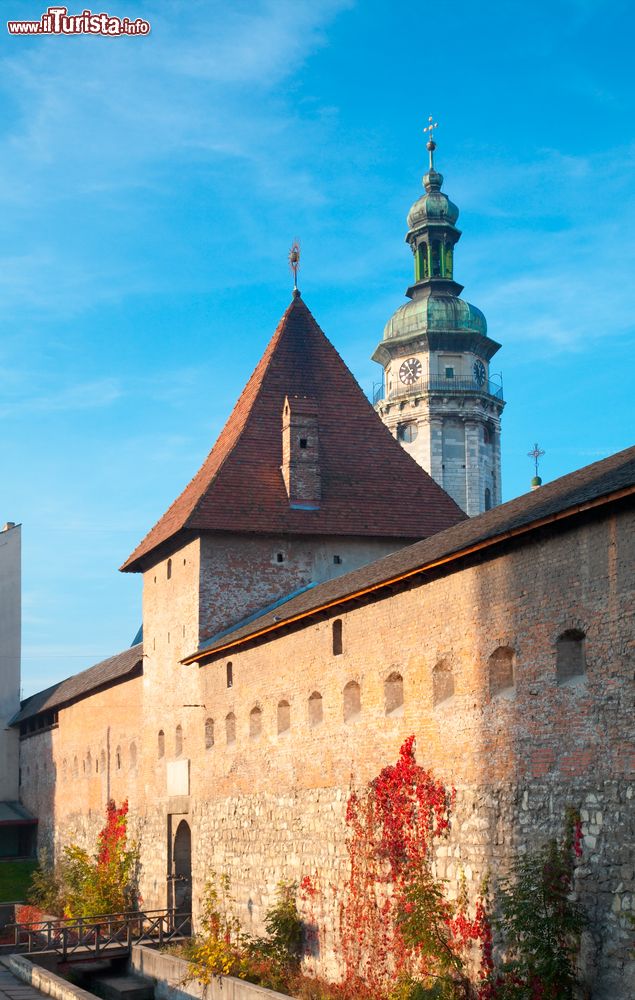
[371,123,506,518]
[423,115,439,171]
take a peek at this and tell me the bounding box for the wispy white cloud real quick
[0,0,355,315]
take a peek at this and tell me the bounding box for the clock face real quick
[473,359,486,386]
[399,357,422,385]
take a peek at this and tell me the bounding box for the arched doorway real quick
[169,818,192,934]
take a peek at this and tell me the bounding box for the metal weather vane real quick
[288,240,301,295]
[528,442,545,479]
[423,115,439,170]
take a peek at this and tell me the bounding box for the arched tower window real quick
[488,646,515,697]
[443,243,453,278]
[129,742,137,770]
[205,718,214,750]
[308,692,323,727]
[175,724,183,756]
[277,700,291,734]
[484,488,492,511]
[556,629,586,683]
[433,659,454,706]
[431,241,441,276]
[343,680,361,722]
[158,730,165,758]
[249,706,262,739]
[415,243,429,281]
[384,672,404,716]
[332,619,343,656]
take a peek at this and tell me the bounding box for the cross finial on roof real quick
[288,240,301,297]
[423,115,439,170]
[528,442,545,483]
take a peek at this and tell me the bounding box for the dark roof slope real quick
[11,644,143,725]
[121,295,465,572]
[187,444,635,661]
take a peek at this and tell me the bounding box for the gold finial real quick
[423,115,439,170]
[288,240,301,297]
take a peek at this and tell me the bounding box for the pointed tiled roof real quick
[121,295,465,572]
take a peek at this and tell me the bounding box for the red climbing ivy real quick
[61,799,140,918]
[338,736,490,997]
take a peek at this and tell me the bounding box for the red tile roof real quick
[121,295,465,572]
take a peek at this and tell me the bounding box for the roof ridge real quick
[187,297,305,525]
[120,298,299,570]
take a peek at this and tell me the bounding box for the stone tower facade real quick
[373,137,505,516]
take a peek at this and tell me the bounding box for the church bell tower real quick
[373,123,505,516]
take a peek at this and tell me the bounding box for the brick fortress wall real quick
[20,500,635,997]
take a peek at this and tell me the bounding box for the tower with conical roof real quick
[372,124,505,516]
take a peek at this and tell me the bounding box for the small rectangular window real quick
[333,555,342,564]
[226,662,233,688]
[299,438,308,449]
[445,366,454,379]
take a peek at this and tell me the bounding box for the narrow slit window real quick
[227,661,233,688]
[277,700,291,734]
[488,646,515,697]
[332,619,343,656]
[309,691,323,726]
[343,680,361,722]
[384,672,404,716]
[205,718,214,750]
[433,659,454,706]
[556,629,586,683]
[250,706,262,739]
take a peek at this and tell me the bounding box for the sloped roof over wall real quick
[121,294,465,572]
[11,644,143,725]
[185,444,635,662]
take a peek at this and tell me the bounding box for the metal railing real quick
[373,374,504,405]
[7,908,191,960]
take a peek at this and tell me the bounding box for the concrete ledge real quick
[1,953,97,1000]
[130,944,293,1000]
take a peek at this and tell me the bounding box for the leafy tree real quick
[482,811,585,999]
[61,800,140,918]
[28,848,62,914]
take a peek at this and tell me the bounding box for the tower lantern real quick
[372,122,505,516]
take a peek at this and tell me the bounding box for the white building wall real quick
[0,522,21,801]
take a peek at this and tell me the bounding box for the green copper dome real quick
[383,294,487,342]
[407,170,459,230]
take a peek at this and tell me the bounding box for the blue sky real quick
[1,0,633,697]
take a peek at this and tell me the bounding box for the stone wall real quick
[0,522,21,802]
[20,499,635,996]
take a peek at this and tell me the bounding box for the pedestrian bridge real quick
[6,909,191,962]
